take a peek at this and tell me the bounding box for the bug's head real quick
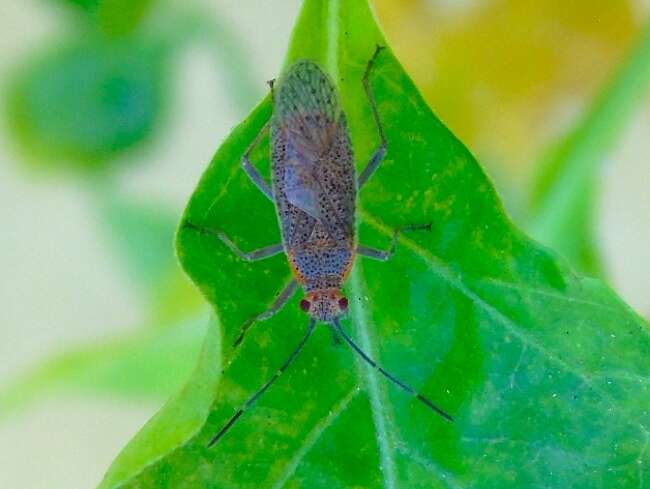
[299,289,348,321]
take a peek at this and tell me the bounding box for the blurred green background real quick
[0,0,648,487]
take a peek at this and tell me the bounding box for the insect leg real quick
[358,45,387,188]
[332,318,452,422]
[327,323,343,347]
[357,223,431,261]
[233,279,298,347]
[242,121,274,201]
[183,221,283,261]
[267,78,276,99]
[208,318,317,447]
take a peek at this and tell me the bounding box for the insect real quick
[185,47,452,447]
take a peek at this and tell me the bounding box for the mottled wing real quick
[271,60,356,249]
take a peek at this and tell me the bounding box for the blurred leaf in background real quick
[526,23,650,276]
[375,0,640,189]
[0,314,207,420]
[4,0,261,173]
[56,0,154,36]
[5,35,169,172]
[97,193,178,294]
[375,0,650,282]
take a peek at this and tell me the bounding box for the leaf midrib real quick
[349,265,399,489]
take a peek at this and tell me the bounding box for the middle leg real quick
[357,223,431,261]
[183,222,283,262]
[242,121,274,201]
[184,221,294,347]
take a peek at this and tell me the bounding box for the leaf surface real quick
[101,1,650,487]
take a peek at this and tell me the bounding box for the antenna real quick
[331,318,453,422]
[208,318,317,447]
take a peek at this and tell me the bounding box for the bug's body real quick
[271,61,356,320]
[185,49,453,447]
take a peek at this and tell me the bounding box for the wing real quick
[272,114,355,248]
[271,60,356,248]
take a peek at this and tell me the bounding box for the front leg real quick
[358,45,387,189]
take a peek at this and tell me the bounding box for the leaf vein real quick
[395,444,465,489]
[271,388,360,489]
[359,208,641,419]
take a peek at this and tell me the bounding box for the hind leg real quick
[241,121,274,200]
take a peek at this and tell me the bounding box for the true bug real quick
[185,47,453,447]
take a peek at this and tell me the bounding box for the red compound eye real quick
[338,297,349,310]
[299,299,311,312]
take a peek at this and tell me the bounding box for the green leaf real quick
[526,22,650,275]
[102,1,650,487]
[5,35,168,171]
